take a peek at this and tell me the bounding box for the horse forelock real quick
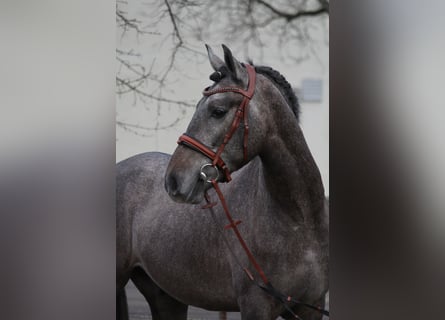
[206,62,300,122]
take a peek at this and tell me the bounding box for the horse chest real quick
[236,202,325,294]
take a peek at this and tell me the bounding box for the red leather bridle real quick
[175,63,329,318]
[177,64,256,182]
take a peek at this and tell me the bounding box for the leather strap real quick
[203,64,256,99]
[204,182,330,318]
[210,180,269,284]
[177,64,256,181]
[177,134,232,182]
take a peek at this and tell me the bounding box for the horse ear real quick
[222,44,246,81]
[206,44,225,71]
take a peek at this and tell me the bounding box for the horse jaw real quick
[164,173,205,205]
[164,153,210,205]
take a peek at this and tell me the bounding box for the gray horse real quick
[116,45,328,320]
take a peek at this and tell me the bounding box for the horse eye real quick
[211,108,227,119]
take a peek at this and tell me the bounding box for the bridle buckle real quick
[199,164,219,183]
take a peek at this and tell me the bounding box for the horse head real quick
[165,44,269,204]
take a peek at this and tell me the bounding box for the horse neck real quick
[258,105,325,225]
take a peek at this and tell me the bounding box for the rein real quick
[177,64,329,319]
[204,185,329,319]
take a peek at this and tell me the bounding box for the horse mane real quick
[251,64,300,122]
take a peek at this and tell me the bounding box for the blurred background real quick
[1,1,445,320]
[116,1,329,318]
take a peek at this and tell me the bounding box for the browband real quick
[177,64,256,182]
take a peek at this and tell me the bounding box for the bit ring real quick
[199,164,219,183]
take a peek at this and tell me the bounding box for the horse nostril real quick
[166,174,179,196]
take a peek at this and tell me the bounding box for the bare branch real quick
[164,0,183,45]
[256,0,328,21]
[116,7,158,36]
[116,77,194,107]
[117,119,183,133]
[116,0,329,137]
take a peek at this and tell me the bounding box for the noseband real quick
[177,64,256,182]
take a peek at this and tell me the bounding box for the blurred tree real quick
[116,0,329,136]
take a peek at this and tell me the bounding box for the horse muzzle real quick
[164,169,208,204]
